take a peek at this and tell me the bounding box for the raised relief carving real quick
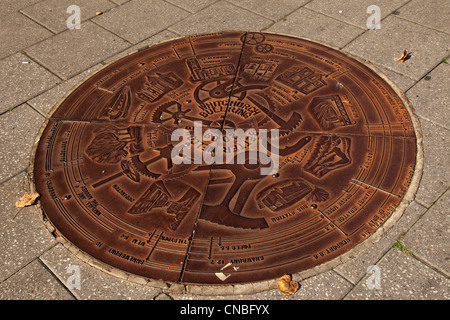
[129,180,200,231]
[304,136,352,178]
[241,32,266,45]
[246,93,302,136]
[136,72,183,103]
[256,178,329,212]
[185,57,236,82]
[86,126,144,164]
[275,65,327,95]
[99,85,132,120]
[242,63,277,82]
[308,95,354,130]
[193,77,267,104]
[255,43,274,54]
[307,187,330,202]
[128,180,170,213]
[257,179,312,211]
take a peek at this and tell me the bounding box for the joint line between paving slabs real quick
[342,0,414,50]
[37,257,79,300]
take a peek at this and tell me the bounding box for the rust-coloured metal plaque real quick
[34,32,417,285]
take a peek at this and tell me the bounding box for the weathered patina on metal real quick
[34,32,417,284]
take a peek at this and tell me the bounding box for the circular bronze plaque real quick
[34,32,417,285]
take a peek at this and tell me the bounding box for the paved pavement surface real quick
[0,0,448,300]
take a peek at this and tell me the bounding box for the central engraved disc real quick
[34,32,417,285]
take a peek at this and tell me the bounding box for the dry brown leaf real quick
[396,50,409,62]
[15,193,40,208]
[277,274,299,296]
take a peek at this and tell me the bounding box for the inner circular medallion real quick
[34,32,418,285]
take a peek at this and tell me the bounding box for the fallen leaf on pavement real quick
[277,274,299,296]
[396,50,411,62]
[15,193,40,208]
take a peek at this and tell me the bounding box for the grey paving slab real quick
[28,30,180,118]
[109,0,131,5]
[0,104,46,183]
[267,7,364,49]
[306,0,409,29]
[372,64,417,93]
[173,270,353,300]
[20,0,116,33]
[0,260,74,300]
[0,53,60,114]
[155,293,173,300]
[344,15,450,81]
[0,0,41,13]
[28,30,181,117]
[0,11,53,60]
[227,0,310,20]
[397,0,450,34]
[166,0,218,13]
[0,0,41,11]
[414,118,450,207]
[39,244,162,300]
[92,0,190,44]
[334,201,427,284]
[168,0,272,36]
[25,21,130,79]
[406,62,450,130]
[0,172,30,221]
[0,172,56,281]
[286,270,353,300]
[402,189,450,275]
[102,29,181,64]
[344,249,450,299]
